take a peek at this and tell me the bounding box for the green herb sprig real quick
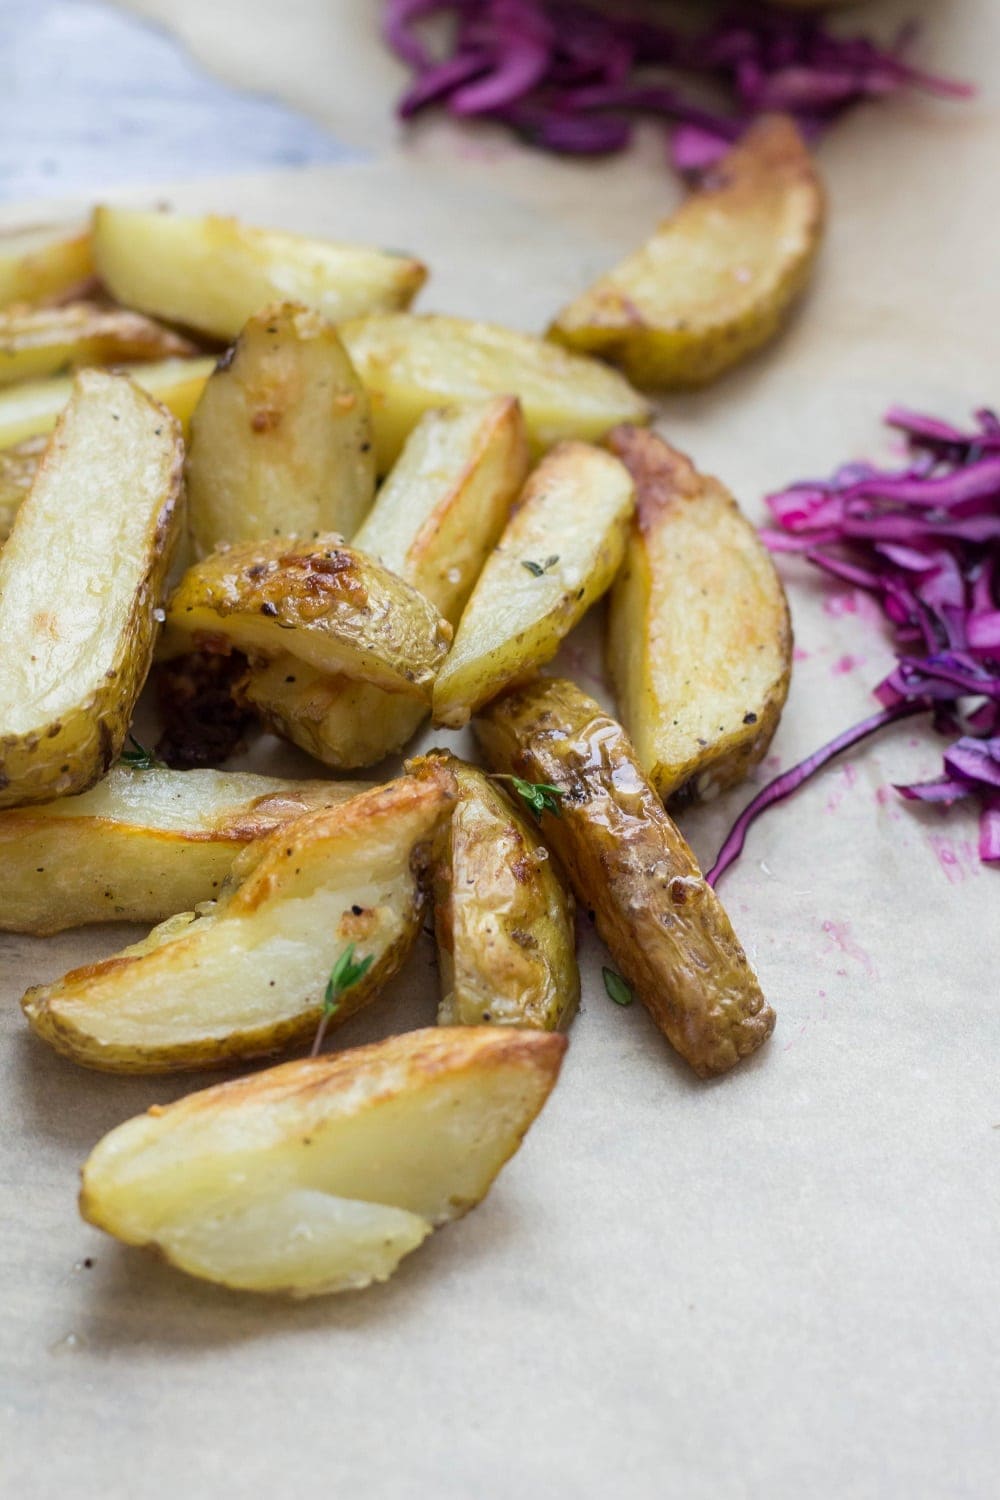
[603,967,634,1007]
[492,774,564,821]
[521,555,559,578]
[310,942,375,1057]
[119,735,164,771]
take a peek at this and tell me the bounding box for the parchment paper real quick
[3,5,999,1497]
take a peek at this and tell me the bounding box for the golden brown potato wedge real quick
[433,441,634,728]
[0,435,45,543]
[606,426,792,805]
[79,1026,565,1296]
[340,312,650,471]
[0,370,183,809]
[0,355,215,449]
[246,398,530,769]
[548,116,824,388]
[92,206,427,342]
[0,302,195,387]
[423,756,578,1031]
[0,766,369,935]
[159,536,452,703]
[186,303,375,556]
[475,678,775,1077]
[23,769,455,1074]
[0,222,94,309]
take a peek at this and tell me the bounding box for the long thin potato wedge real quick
[607,426,792,805]
[79,1026,565,1296]
[0,435,46,543]
[0,222,94,308]
[92,206,427,341]
[548,116,825,388]
[423,755,578,1031]
[0,355,215,449]
[0,766,370,935]
[159,536,452,703]
[0,302,195,387]
[247,398,530,769]
[23,769,455,1074]
[0,371,183,809]
[186,303,375,556]
[433,441,634,728]
[340,313,650,471]
[475,679,775,1077]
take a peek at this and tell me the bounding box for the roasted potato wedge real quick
[548,116,824,388]
[606,426,792,805]
[0,355,214,449]
[340,313,650,471]
[475,679,775,1077]
[433,441,634,728]
[0,766,369,935]
[0,370,183,809]
[0,302,195,387]
[424,756,578,1031]
[159,536,452,703]
[79,1026,565,1296]
[23,769,455,1073]
[92,206,427,342]
[247,398,530,769]
[0,435,45,543]
[186,303,375,556]
[0,222,93,308]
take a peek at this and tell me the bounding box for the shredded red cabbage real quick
[709,406,1000,885]
[383,0,971,172]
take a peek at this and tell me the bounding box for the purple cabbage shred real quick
[709,406,1000,885]
[382,0,971,173]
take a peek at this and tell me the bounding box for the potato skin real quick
[475,679,775,1077]
[417,755,578,1031]
[548,115,825,388]
[0,301,195,387]
[606,425,792,805]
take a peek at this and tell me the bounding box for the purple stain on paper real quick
[822,918,878,979]
[831,653,866,677]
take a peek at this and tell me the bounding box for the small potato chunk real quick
[424,756,578,1031]
[548,116,825,388]
[607,426,792,805]
[0,766,369,935]
[433,442,634,728]
[340,313,650,471]
[186,303,375,556]
[92,206,427,342]
[23,769,455,1073]
[0,302,195,387]
[248,398,530,769]
[475,679,775,1078]
[0,371,183,809]
[79,1025,566,1296]
[0,222,93,308]
[159,536,452,703]
[0,435,46,544]
[0,355,215,448]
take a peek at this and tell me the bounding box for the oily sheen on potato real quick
[79,1026,566,1296]
[22,769,455,1073]
[0,355,215,449]
[0,221,93,308]
[0,370,183,808]
[0,301,194,387]
[606,425,792,805]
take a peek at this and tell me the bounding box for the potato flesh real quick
[340,313,650,471]
[433,441,634,727]
[79,1026,566,1295]
[186,302,375,556]
[92,206,427,341]
[0,356,215,448]
[0,302,195,387]
[0,223,93,308]
[475,678,775,1078]
[0,767,369,934]
[548,116,825,388]
[431,759,578,1031]
[606,425,792,804]
[0,370,183,807]
[0,436,45,543]
[249,399,530,769]
[160,536,452,702]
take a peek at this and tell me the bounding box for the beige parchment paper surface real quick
[2,3,999,1496]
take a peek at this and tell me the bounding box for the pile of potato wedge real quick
[0,115,822,1299]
